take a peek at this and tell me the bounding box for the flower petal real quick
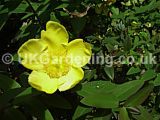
[67,39,92,67]
[18,39,47,58]
[18,39,47,70]
[21,61,44,71]
[58,66,84,91]
[28,71,58,94]
[41,21,69,48]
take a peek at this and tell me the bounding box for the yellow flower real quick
[18,21,92,94]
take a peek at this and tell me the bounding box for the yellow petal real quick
[67,39,92,67]
[18,39,47,70]
[41,21,69,48]
[28,71,58,94]
[58,66,84,91]
[21,60,44,71]
[18,39,47,58]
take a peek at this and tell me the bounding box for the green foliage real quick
[0,0,160,119]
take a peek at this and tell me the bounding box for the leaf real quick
[71,17,86,36]
[132,106,153,120]
[19,72,30,87]
[119,107,130,120]
[113,80,144,101]
[55,3,69,9]
[144,64,153,70]
[140,69,156,81]
[72,105,92,120]
[84,69,96,81]
[5,0,22,12]
[77,80,144,102]
[21,13,34,20]
[79,80,144,109]
[103,37,119,45]
[10,2,28,13]
[124,83,154,107]
[40,94,72,109]
[13,87,41,104]
[44,109,54,120]
[0,5,8,14]
[0,88,25,109]
[81,91,119,108]
[93,115,112,120]
[154,74,160,86]
[1,107,26,120]
[104,66,114,80]
[127,67,141,75]
[0,74,21,91]
[50,12,60,22]
[95,3,104,14]
[76,81,117,97]
[0,13,9,30]
[134,0,158,14]
[22,98,54,120]
[15,87,40,98]
[111,6,119,15]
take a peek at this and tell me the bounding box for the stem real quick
[25,0,44,29]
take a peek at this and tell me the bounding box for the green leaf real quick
[0,88,25,109]
[44,109,54,120]
[113,80,144,101]
[93,115,112,120]
[119,107,130,120]
[72,105,92,120]
[81,91,119,108]
[71,17,86,36]
[144,64,153,69]
[21,13,34,20]
[6,0,22,12]
[140,69,156,81]
[0,74,21,91]
[134,0,157,14]
[84,69,96,81]
[103,37,119,45]
[127,67,141,75]
[76,81,117,97]
[19,72,30,87]
[111,6,119,15]
[132,106,153,120]
[10,2,29,13]
[77,80,144,102]
[50,12,60,22]
[22,98,54,120]
[13,87,41,104]
[40,94,72,109]
[124,83,154,107]
[15,87,40,98]
[0,13,9,30]
[0,5,8,14]
[104,66,114,80]
[1,107,26,120]
[154,73,160,86]
[55,3,69,9]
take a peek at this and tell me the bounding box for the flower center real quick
[44,57,70,78]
